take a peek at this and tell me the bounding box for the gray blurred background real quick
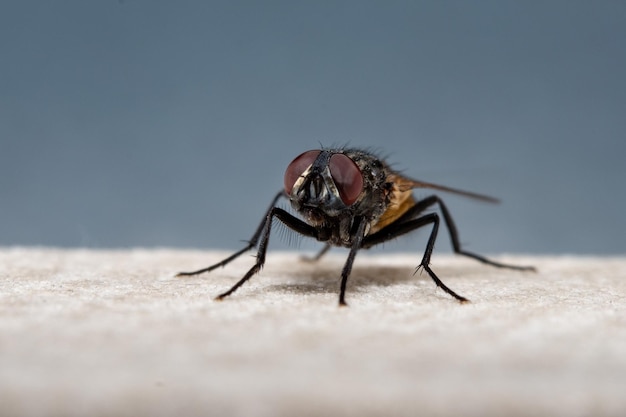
[1,1,625,255]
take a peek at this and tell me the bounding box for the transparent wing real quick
[388,173,499,204]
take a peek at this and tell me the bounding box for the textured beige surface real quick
[1,248,625,417]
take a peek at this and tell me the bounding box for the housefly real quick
[177,148,534,306]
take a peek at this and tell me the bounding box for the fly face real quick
[283,149,393,247]
[284,149,367,225]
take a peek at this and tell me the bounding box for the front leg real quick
[176,190,285,277]
[338,218,367,306]
[216,207,319,300]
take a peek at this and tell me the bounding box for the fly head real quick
[284,149,389,229]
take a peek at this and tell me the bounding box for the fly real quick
[177,148,535,306]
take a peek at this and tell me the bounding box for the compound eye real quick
[284,150,321,195]
[329,154,363,205]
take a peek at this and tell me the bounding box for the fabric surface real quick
[1,248,625,416]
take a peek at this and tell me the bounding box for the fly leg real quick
[363,212,468,302]
[176,190,285,277]
[362,195,535,301]
[366,195,535,271]
[432,196,535,271]
[338,218,367,306]
[215,207,318,300]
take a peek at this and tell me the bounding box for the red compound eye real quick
[284,150,321,195]
[329,154,363,205]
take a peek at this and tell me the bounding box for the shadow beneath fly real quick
[266,260,419,296]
